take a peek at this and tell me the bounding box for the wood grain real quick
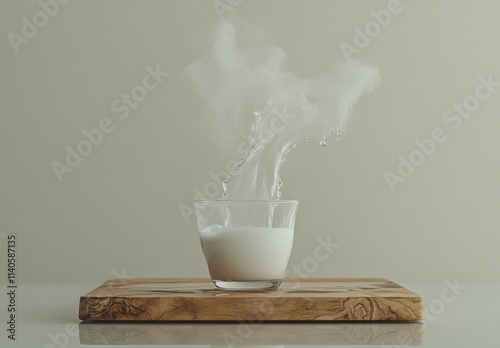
[79,278,424,321]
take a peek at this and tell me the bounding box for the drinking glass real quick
[193,200,298,290]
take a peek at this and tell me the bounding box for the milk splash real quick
[187,21,380,201]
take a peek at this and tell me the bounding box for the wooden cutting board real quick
[79,278,424,321]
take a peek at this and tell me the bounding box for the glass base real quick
[213,279,281,290]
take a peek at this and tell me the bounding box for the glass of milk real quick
[193,200,298,290]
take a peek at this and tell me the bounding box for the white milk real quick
[200,225,294,281]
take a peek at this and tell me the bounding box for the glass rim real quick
[193,199,298,204]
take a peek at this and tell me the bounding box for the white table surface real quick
[1,281,498,347]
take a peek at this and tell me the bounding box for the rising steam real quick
[187,21,380,200]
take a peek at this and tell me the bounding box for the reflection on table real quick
[79,321,424,345]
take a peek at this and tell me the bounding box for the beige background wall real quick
[1,0,499,285]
